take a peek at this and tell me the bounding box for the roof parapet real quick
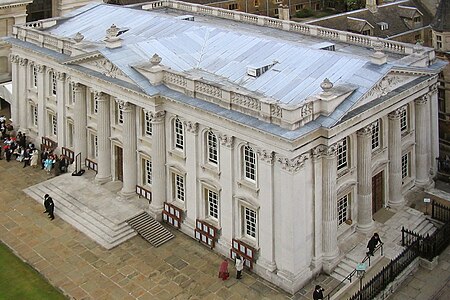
[370,39,387,65]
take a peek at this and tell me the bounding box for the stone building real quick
[26,0,102,22]
[4,1,444,293]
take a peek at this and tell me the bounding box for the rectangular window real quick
[144,159,152,185]
[33,66,37,88]
[244,207,257,239]
[51,114,57,136]
[228,3,238,10]
[51,72,56,95]
[207,131,218,165]
[436,35,442,49]
[413,16,421,23]
[400,108,408,132]
[338,194,349,225]
[207,189,219,220]
[94,97,98,114]
[254,0,259,7]
[116,102,123,124]
[70,83,75,104]
[371,120,380,150]
[401,153,409,180]
[144,111,152,136]
[94,135,98,158]
[337,138,348,171]
[67,121,74,147]
[174,173,185,202]
[175,119,184,150]
[362,29,371,36]
[31,104,38,127]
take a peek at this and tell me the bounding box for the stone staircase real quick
[127,212,174,247]
[23,174,144,250]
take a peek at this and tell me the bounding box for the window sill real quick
[337,221,354,239]
[170,200,187,212]
[203,218,221,230]
[237,236,259,251]
[201,163,220,177]
[169,149,186,160]
[237,179,259,194]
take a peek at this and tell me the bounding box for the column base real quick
[119,189,135,199]
[388,198,404,209]
[357,220,375,233]
[322,249,340,274]
[148,204,164,221]
[95,175,111,184]
[257,257,277,272]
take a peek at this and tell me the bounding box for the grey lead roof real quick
[47,3,390,107]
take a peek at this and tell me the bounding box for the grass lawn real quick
[0,242,66,300]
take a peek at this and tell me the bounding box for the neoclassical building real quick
[5,1,444,293]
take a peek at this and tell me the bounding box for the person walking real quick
[235,255,244,279]
[218,259,229,280]
[43,194,55,220]
[367,233,382,256]
[313,285,324,300]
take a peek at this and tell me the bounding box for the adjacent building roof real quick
[307,0,433,38]
[431,0,450,32]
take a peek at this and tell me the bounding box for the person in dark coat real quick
[313,285,324,300]
[367,233,382,256]
[43,194,55,220]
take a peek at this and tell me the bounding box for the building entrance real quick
[372,171,384,214]
[115,146,123,181]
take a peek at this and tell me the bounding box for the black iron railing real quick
[432,200,450,223]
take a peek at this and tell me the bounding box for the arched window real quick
[243,145,256,181]
[207,131,218,165]
[174,118,184,150]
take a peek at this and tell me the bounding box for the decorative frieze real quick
[388,107,405,120]
[277,154,309,172]
[56,71,65,81]
[271,104,282,117]
[256,149,274,165]
[163,72,187,87]
[218,134,234,148]
[311,145,327,160]
[415,95,429,105]
[94,59,123,78]
[301,102,313,118]
[146,110,166,123]
[19,58,28,66]
[195,82,222,98]
[9,54,19,63]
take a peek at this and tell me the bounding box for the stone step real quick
[24,185,139,249]
[127,212,174,247]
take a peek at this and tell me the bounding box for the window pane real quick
[145,159,152,185]
[207,189,219,220]
[400,108,407,132]
[337,138,348,170]
[338,195,349,225]
[244,145,256,181]
[144,112,152,136]
[207,131,218,164]
[371,120,380,150]
[244,207,257,238]
[401,153,409,179]
[175,174,185,201]
[175,118,184,150]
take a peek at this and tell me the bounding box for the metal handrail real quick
[325,242,383,299]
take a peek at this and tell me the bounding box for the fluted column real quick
[56,72,66,147]
[36,64,46,140]
[357,126,374,231]
[149,110,166,219]
[73,83,87,163]
[322,144,339,272]
[95,92,111,183]
[18,57,28,132]
[415,96,430,186]
[429,85,439,175]
[10,55,19,126]
[311,146,325,268]
[119,101,137,197]
[388,109,403,207]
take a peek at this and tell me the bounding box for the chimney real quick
[366,0,378,13]
[104,24,122,49]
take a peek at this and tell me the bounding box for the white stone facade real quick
[5,2,443,294]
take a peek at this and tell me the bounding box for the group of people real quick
[218,254,244,281]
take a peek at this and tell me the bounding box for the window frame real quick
[207,130,218,165]
[400,107,408,132]
[243,206,257,240]
[371,120,380,151]
[143,158,152,186]
[51,71,56,96]
[33,66,37,88]
[401,153,409,180]
[174,118,184,150]
[243,145,257,182]
[173,173,185,202]
[31,104,38,127]
[337,194,350,226]
[144,111,153,136]
[50,113,57,136]
[337,138,348,171]
[206,188,219,221]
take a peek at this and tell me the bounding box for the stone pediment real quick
[352,72,418,110]
[62,51,127,79]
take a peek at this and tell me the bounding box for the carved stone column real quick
[95,92,111,183]
[415,96,430,186]
[18,57,28,132]
[311,145,325,268]
[184,120,198,229]
[10,55,19,126]
[357,126,374,232]
[35,64,46,140]
[73,83,87,163]
[429,85,439,175]
[322,144,339,272]
[119,101,137,197]
[56,72,66,147]
[148,111,166,219]
[388,109,403,207]
[257,149,276,272]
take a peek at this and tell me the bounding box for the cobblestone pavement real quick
[0,153,340,300]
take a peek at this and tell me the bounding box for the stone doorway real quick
[372,171,384,214]
[115,145,123,181]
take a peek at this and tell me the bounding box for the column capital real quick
[35,64,45,73]
[311,145,326,160]
[430,84,438,95]
[19,57,28,66]
[256,148,275,165]
[72,82,83,92]
[9,54,19,63]
[415,95,429,105]
[184,121,198,134]
[277,153,308,172]
[218,134,234,148]
[388,107,405,120]
[94,91,108,102]
[56,71,65,81]
[324,143,338,158]
[115,99,132,112]
[146,110,166,123]
[357,124,373,136]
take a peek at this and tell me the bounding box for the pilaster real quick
[415,95,431,187]
[356,125,374,232]
[56,72,66,147]
[18,57,28,132]
[388,109,403,207]
[95,91,112,183]
[311,145,325,269]
[73,82,87,163]
[184,120,199,229]
[35,64,45,140]
[118,100,137,198]
[148,110,166,219]
[10,55,19,126]
[429,85,439,175]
